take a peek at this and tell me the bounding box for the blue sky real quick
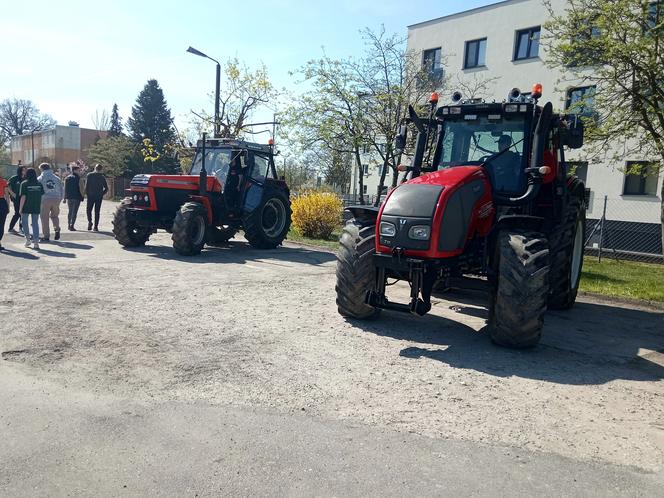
[2,0,495,139]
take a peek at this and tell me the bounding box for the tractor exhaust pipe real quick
[199,132,208,196]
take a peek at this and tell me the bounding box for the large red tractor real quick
[336,86,586,348]
[112,136,291,256]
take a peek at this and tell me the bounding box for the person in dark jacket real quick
[64,164,84,231]
[7,163,26,233]
[85,164,109,231]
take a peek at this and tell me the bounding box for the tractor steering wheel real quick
[478,154,494,163]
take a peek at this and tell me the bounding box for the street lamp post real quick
[187,46,221,138]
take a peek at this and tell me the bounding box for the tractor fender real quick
[346,205,380,226]
[188,195,213,224]
[566,176,587,205]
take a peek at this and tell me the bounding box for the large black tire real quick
[335,220,380,319]
[206,225,238,246]
[548,196,586,310]
[171,202,207,256]
[243,188,291,249]
[112,200,151,247]
[488,230,550,348]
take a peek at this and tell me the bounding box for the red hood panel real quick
[407,166,484,187]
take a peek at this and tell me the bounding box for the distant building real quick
[10,124,107,173]
[406,0,663,254]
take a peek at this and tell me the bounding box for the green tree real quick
[192,58,277,138]
[544,0,664,252]
[127,79,178,173]
[109,103,123,136]
[85,135,138,177]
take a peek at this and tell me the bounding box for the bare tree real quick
[0,98,55,145]
[91,109,110,131]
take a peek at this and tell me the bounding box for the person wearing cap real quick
[37,162,63,241]
[64,164,84,231]
[85,163,109,231]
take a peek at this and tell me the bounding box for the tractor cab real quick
[434,102,535,195]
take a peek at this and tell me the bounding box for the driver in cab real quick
[490,135,521,192]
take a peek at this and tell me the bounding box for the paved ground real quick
[1,201,663,496]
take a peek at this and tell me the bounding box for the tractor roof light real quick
[268,138,274,146]
[532,83,543,99]
[429,92,439,104]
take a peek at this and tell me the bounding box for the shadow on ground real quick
[126,240,336,267]
[349,289,664,385]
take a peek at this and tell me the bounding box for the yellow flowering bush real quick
[291,191,343,239]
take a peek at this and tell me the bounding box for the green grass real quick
[286,227,341,251]
[580,257,664,302]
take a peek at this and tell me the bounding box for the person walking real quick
[19,168,44,249]
[64,164,84,231]
[37,163,63,242]
[7,163,26,234]
[0,174,10,251]
[85,164,109,231]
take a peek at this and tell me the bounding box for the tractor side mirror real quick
[560,115,584,149]
[394,125,408,153]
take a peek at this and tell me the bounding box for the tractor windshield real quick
[438,115,528,194]
[190,148,234,184]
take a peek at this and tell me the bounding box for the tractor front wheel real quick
[548,196,586,310]
[172,202,208,256]
[335,220,380,319]
[112,200,151,247]
[488,229,550,348]
[243,189,291,249]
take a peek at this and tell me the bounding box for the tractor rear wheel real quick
[206,225,237,246]
[488,229,549,348]
[112,200,151,247]
[243,189,291,249]
[172,202,207,256]
[335,220,380,319]
[548,196,586,310]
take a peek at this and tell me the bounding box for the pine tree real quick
[127,79,178,173]
[109,103,123,136]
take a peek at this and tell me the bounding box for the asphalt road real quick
[1,201,663,496]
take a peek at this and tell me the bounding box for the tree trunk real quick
[354,147,365,205]
[375,150,392,207]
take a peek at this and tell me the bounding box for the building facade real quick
[10,124,107,173]
[407,0,663,255]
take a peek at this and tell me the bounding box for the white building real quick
[406,0,663,253]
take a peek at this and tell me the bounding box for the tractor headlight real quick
[379,221,396,237]
[408,225,431,240]
[132,194,138,201]
[143,195,149,203]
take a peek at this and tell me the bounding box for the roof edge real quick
[408,0,531,29]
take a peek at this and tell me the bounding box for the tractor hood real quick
[377,166,491,256]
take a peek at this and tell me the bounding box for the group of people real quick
[0,162,109,251]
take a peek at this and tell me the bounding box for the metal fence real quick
[585,195,663,263]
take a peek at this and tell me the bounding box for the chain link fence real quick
[585,195,663,264]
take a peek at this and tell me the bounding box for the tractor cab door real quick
[241,150,278,213]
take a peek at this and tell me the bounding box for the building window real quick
[464,38,487,69]
[567,161,588,184]
[363,185,368,194]
[363,164,369,175]
[422,48,443,86]
[623,162,660,195]
[514,27,541,60]
[648,1,663,30]
[566,86,597,119]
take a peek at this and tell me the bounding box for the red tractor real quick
[336,85,586,348]
[112,136,291,255]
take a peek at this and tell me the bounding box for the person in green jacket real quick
[19,167,44,249]
[7,162,26,233]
